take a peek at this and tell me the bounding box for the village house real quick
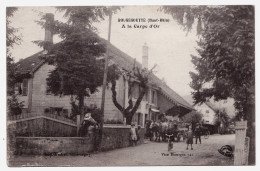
[14,13,193,127]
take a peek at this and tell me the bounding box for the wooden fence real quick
[8,113,77,137]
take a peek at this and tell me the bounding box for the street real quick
[8,134,235,166]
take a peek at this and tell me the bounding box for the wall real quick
[194,103,215,125]
[31,63,124,121]
[14,127,145,155]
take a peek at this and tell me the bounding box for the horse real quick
[161,121,168,142]
[150,121,163,142]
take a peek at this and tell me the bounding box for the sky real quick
[10,6,199,97]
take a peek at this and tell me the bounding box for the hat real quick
[84,113,91,120]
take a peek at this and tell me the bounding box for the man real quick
[194,123,201,144]
[81,113,97,136]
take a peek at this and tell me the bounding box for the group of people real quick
[145,119,203,150]
[79,113,204,150]
[146,120,180,142]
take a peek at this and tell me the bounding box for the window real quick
[132,83,139,99]
[145,89,149,101]
[15,82,22,95]
[22,79,28,96]
[15,79,28,96]
[151,90,156,104]
[46,84,52,95]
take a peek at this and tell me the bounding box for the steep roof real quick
[16,41,194,111]
[107,43,193,110]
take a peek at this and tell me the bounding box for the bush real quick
[7,94,24,116]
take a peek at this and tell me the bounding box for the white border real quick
[0,1,259,171]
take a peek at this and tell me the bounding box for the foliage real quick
[70,97,102,123]
[181,111,202,124]
[162,6,254,118]
[6,7,21,50]
[162,5,255,164]
[6,7,22,95]
[214,109,230,128]
[109,63,156,125]
[34,7,120,118]
[7,94,24,116]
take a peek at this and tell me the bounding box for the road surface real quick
[8,134,235,166]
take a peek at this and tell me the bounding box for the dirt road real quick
[8,134,235,166]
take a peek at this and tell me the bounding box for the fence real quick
[8,113,77,137]
[8,113,76,124]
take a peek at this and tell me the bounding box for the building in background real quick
[13,13,194,127]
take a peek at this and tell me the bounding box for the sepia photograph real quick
[5,4,255,166]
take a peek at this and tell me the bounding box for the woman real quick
[186,126,194,150]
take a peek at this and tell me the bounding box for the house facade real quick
[14,13,193,127]
[193,102,216,125]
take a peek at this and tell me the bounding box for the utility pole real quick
[99,7,112,150]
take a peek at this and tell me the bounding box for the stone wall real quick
[14,126,145,155]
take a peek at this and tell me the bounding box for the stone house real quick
[14,13,193,127]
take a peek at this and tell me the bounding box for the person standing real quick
[195,123,201,144]
[186,126,193,150]
[130,123,138,146]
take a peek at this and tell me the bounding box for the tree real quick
[35,7,120,119]
[108,63,156,125]
[6,7,22,95]
[214,109,230,133]
[181,111,202,124]
[162,5,255,164]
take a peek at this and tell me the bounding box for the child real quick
[130,123,138,146]
[186,126,193,150]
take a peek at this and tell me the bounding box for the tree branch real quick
[130,88,147,115]
[111,79,124,113]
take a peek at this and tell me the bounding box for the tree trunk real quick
[78,94,84,120]
[125,114,133,125]
[247,103,255,165]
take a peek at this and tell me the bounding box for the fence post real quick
[77,115,81,136]
[234,121,247,165]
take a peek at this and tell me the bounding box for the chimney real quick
[142,43,148,69]
[44,13,54,45]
